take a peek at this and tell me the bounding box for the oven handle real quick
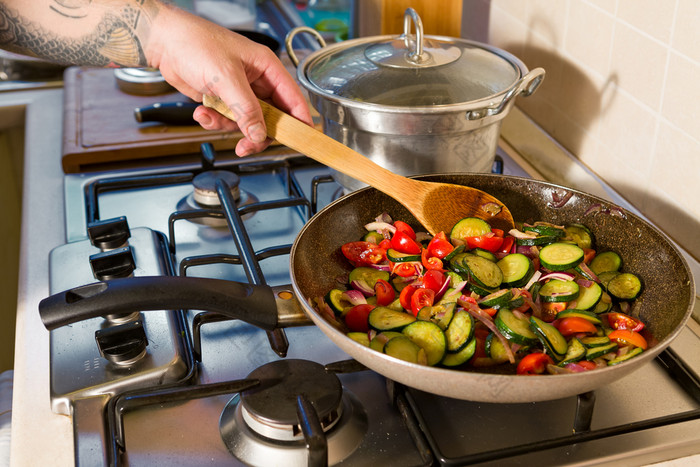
[38,276,279,331]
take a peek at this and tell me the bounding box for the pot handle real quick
[466,67,546,120]
[285,26,327,67]
[38,276,279,331]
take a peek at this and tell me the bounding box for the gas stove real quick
[46,143,700,466]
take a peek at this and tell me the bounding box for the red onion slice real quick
[539,271,576,282]
[342,289,368,305]
[364,221,396,235]
[459,298,515,364]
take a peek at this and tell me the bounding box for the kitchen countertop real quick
[6,88,700,466]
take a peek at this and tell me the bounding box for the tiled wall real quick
[464,0,700,260]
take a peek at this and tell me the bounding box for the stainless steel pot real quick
[286,8,545,192]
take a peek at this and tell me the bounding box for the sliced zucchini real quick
[443,244,466,261]
[460,254,503,289]
[450,217,492,244]
[417,302,455,330]
[363,231,384,244]
[592,292,613,314]
[444,310,474,353]
[402,321,446,366]
[580,336,611,348]
[348,267,390,288]
[538,279,580,303]
[597,271,620,290]
[585,342,618,360]
[515,235,559,247]
[555,309,602,325]
[485,333,510,364]
[467,280,499,297]
[522,223,566,238]
[495,309,538,346]
[347,332,370,347]
[472,247,497,262]
[478,288,513,309]
[590,251,622,275]
[440,338,476,367]
[369,331,403,352]
[530,316,568,361]
[497,253,534,287]
[607,347,643,366]
[368,307,416,332]
[448,252,473,275]
[564,224,594,250]
[558,337,586,365]
[445,271,466,288]
[387,248,421,263]
[384,335,427,365]
[574,281,603,310]
[606,272,643,301]
[539,243,585,271]
[325,288,351,316]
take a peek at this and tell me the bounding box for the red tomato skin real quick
[608,329,648,350]
[498,236,515,254]
[606,312,645,332]
[517,353,553,375]
[556,317,597,336]
[341,241,386,266]
[393,262,418,277]
[378,239,392,250]
[344,304,375,332]
[393,221,416,239]
[391,230,422,254]
[410,288,435,316]
[399,285,419,311]
[427,232,453,259]
[422,269,446,293]
[421,249,443,271]
[374,279,396,306]
[466,234,504,253]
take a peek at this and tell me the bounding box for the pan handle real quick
[38,276,279,331]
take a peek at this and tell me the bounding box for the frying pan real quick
[39,174,695,403]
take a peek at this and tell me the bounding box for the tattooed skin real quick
[0,1,158,67]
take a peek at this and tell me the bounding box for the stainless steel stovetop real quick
[48,145,700,466]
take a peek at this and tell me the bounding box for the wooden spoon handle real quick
[203,96,418,195]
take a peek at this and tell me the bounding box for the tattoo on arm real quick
[0,0,160,67]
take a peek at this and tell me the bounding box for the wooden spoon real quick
[203,96,515,235]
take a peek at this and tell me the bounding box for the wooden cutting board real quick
[61,66,315,173]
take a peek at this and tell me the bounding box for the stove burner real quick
[176,170,258,226]
[193,170,241,206]
[219,359,368,466]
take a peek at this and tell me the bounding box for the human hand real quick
[146,3,312,156]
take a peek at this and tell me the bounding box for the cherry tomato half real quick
[516,352,553,375]
[391,230,422,255]
[341,241,386,266]
[555,317,597,336]
[344,304,375,332]
[421,249,443,271]
[607,329,648,350]
[427,231,454,259]
[410,288,435,316]
[374,279,396,306]
[378,239,392,250]
[422,269,446,294]
[393,220,416,240]
[399,284,419,311]
[393,262,419,277]
[466,233,504,253]
[606,312,645,332]
[498,236,515,255]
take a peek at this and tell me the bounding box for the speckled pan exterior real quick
[291,173,695,403]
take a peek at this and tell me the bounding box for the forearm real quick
[0,0,167,67]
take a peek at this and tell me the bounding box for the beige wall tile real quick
[564,1,615,76]
[673,0,700,63]
[662,53,700,139]
[609,22,668,111]
[584,0,618,15]
[617,0,676,43]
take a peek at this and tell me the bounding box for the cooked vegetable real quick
[319,214,649,375]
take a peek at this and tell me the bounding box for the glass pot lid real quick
[296,8,526,108]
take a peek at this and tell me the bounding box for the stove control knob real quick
[95,320,148,365]
[90,246,136,280]
[87,216,131,250]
